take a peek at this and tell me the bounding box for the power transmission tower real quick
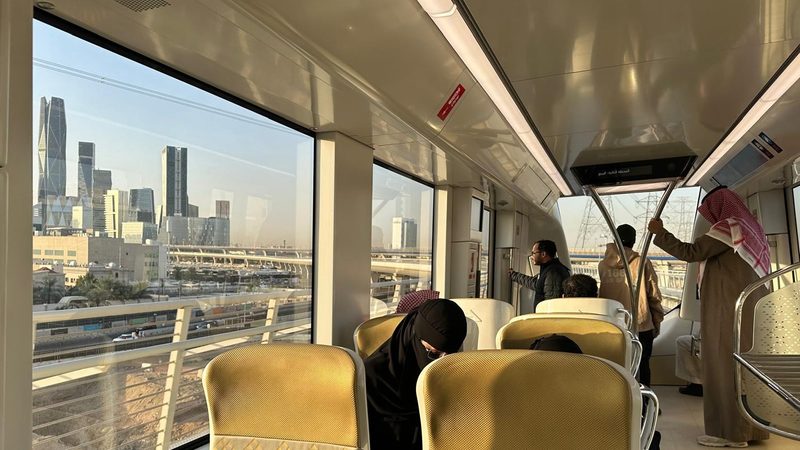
[574,197,615,251]
[667,196,695,242]
[634,192,661,251]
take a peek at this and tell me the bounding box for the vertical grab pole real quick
[586,187,639,333]
[634,181,677,319]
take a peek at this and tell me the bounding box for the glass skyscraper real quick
[37,96,67,202]
[77,141,95,200]
[161,146,188,217]
[130,188,155,223]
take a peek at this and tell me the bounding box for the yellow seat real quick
[202,343,369,450]
[496,313,632,369]
[417,350,641,450]
[353,313,406,359]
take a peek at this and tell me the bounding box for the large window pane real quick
[32,21,313,449]
[558,187,701,310]
[371,165,434,317]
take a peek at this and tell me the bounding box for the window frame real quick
[372,159,437,293]
[32,9,318,449]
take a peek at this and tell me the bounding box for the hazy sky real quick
[558,187,702,252]
[33,21,313,248]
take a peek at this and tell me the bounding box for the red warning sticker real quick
[437,84,466,121]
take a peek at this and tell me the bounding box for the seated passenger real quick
[364,299,467,450]
[561,273,598,298]
[529,333,582,353]
[676,334,704,397]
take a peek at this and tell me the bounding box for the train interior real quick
[1,0,800,448]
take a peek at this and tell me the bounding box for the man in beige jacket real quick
[598,224,664,387]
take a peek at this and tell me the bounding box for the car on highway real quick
[112,333,138,342]
[194,320,219,330]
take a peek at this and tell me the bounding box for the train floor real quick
[654,386,800,449]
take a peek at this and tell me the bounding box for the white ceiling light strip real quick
[686,52,800,185]
[418,0,572,195]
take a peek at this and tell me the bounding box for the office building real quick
[130,188,155,223]
[161,146,188,217]
[216,200,230,219]
[71,204,93,230]
[159,216,230,246]
[122,221,158,244]
[392,217,418,250]
[187,203,199,218]
[37,97,67,203]
[77,141,95,200]
[104,189,129,238]
[92,169,112,233]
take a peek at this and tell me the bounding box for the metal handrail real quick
[32,318,308,381]
[640,386,660,450]
[734,262,800,441]
[32,290,308,323]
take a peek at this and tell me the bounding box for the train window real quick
[558,187,701,310]
[371,164,434,317]
[479,208,493,298]
[31,21,313,448]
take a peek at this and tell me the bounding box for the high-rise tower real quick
[161,146,188,217]
[37,97,67,201]
[77,141,95,200]
[92,169,112,233]
[130,188,155,223]
[215,200,230,219]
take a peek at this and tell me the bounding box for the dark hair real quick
[535,240,557,258]
[562,274,598,298]
[701,185,727,204]
[616,224,636,249]
[530,334,582,354]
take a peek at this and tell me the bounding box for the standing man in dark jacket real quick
[509,240,571,310]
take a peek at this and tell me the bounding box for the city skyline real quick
[32,22,314,248]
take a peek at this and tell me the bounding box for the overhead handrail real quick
[585,182,676,334]
[734,262,800,441]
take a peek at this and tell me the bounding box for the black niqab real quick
[364,299,467,450]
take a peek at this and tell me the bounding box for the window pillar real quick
[0,1,33,448]
[314,133,372,348]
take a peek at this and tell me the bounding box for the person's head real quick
[529,334,582,354]
[698,185,752,224]
[616,224,636,249]
[530,240,557,265]
[413,299,467,364]
[562,274,598,298]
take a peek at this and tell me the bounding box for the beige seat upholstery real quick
[497,313,632,369]
[450,298,515,349]
[736,281,800,439]
[417,350,641,450]
[536,297,631,328]
[353,313,405,359]
[202,343,369,450]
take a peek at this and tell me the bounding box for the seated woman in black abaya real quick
[364,299,467,450]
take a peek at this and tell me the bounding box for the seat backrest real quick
[497,314,630,368]
[740,284,800,436]
[353,313,405,359]
[450,298,515,349]
[536,297,630,327]
[202,343,369,449]
[417,350,640,450]
[396,289,440,313]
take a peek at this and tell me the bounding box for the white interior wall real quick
[0,1,33,447]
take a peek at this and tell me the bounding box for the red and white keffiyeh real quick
[396,290,440,313]
[698,188,770,278]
